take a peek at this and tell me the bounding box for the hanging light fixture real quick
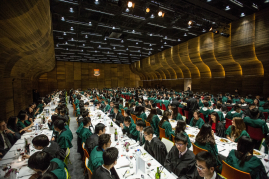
[61,17,65,21]
[146,8,150,13]
[85,35,88,38]
[158,11,163,17]
[70,27,74,30]
[150,14,155,18]
[127,1,134,8]
[69,8,74,13]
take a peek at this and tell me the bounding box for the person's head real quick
[82,111,89,118]
[113,106,119,114]
[110,101,114,107]
[136,120,146,132]
[196,124,215,146]
[234,105,241,113]
[32,134,50,150]
[98,134,111,150]
[163,111,172,119]
[53,120,65,132]
[250,108,259,119]
[28,151,52,172]
[237,136,254,167]
[195,151,216,178]
[175,120,186,134]
[171,106,178,119]
[203,102,209,108]
[124,109,131,117]
[143,126,154,141]
[18,110,28,121]
[103,147,119,167]
[147,108,157,123]
[7,116,18,129]
[95,123,106,135]
[174,132,188,153]
[249,103,256,110]
[124,117,132,127]
[0,119,7,131]
[26,107,33,113]
[253,99,259,105]
[193,111,200,119]
[210,112,219,124]
[83,117,91,127]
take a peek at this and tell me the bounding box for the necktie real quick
[3,132,12,149]
[179,152,182,159]
[140,132,143,143]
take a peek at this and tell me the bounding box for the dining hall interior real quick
[1,0,269,179]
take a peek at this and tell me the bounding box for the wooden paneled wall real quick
[131,8,269,96]
[38,61,140,96]
[0,0,55,120]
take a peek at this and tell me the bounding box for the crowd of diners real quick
[1,87,268,179]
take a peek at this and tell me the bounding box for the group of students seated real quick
[71,87,269,179]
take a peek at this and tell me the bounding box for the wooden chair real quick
[131,114,137,124]
[199,113,206,123]
[82,143,90,159]
[247,125,265,141]
[171,134,175,143]
[145,121,151,127]
[121,109,124,115]
[221,161,251,179]
[225,118,232,129]
[64,148,72,165]
[192,143,207,155]
[158,126,168,140]
[263,112,268,120]
[85,157,93,179]
[137,117,142,121]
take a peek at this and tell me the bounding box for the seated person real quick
[146,108,160,136]
[53,120,73,152]
[244,104,265,120]
[112,106,124,126]
[151,102,162,115]
[210,104,225,121]
[106,101,114,117]
[209,112,226,137]
[135,120,146,146]
[92,147,119,179]
[259,102,269,113]
[123,109,134,124]
[190,111,205,129]
[76,117,92,158]
[171,106,183,121]
[77,111,89,127]
[193,151,224,179]
[136,106,147,121]
[245,94,253,104]
[59,109,69,123]
[226,117,249,142]
[17,110,34,131]
[238,98,247,105]
[28,151,68,179]
[226,105,243,120]
[194,124,221,167]
[224,136,267,179]
[0,119,17,158]
[24,134,65,160]
[120,117,137,140]
[175,120,191,148]
[159,114,173,141]
[164,132,196,178]
[232,95,240,104]
[144,126,167,165]
[199,102,211,122]
[6,116,21,143]
[143,100,151,110]
[85,123,106,155]
[88,134,111,173]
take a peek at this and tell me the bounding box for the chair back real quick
[137,117,142,121]
[178,108,184,115]
[157,103,161,108]
[247,125,265,141]
[221,161,251,179]
[161,138,174,152]
[85,157,93,179]
[145,121,151,127]
[158,126,168,140]
[131,114,137,123]
[184,110,189,120]
[82,142,90,158]
[263,112,268,120]
[199,113,206,123]
[192,143,208,155]
[161,104,166,111]
[121,109,124,115]
[259,138,266,152]
[64,148,71,165]
[64,168,71,179]
[227,106,232,111]
[171,134,175,143]
[225,118,232,129]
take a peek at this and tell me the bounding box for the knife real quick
[123,169,128,177]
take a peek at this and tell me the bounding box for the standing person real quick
[186,93,199,124]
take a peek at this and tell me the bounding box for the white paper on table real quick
[115,156,130,169]
[17,166,36,178]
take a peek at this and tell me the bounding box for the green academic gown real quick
[17,121,26,131]
[189,118,205,129]
[175,113,183,121]
[243,117,269,134]
[57,129,73,149]
[37,104,44,114]
[262,141,268,154]
[76,124,92,144]
[137,113,147,121]
[232,98,240,104]
[222,97,228,103]
[150,115,160,137]
[123,122,137,137]
[88,146,104,172]
[50,158,68,179]
[225,150,267,179]
[225,126,250,142]
[259,101,265,107]
[119,104,124,111]
[258,107,269,113]
[225,111,243,120]
[161,121,173,140]
[245,98,253,104]
[162,100,170,109]
[103,104,110,113]
[200,107,211,118]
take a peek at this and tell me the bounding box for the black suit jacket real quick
[0,132,13,155]
[85,133,99,155]
[187,98,199,112]
[244,108,265,119]
[114,112,124,126]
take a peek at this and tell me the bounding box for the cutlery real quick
[123,169,128,177]
[219,149,226,152]
[125,173,134,178]
[147,174,153,179]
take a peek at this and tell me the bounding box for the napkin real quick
[115,157,130,169]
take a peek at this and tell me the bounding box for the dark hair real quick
[175,120,186,134]
[82,111,89,118]
[143,126,154,135]
[250,108,259,119]
[17,110,27,121]
[174,132,188,144]
[41,172,58,179]
[171,106,178,120]
[216,103,222,109]
[28,151,52,171]
[209,112,219,126]
[193,111,200,119]
[237,136,254,167]
[53,120,65,130]
[159,116,168,127]
[234,104,241,111]
[137,106,145,116]
[263,102,269,110]
[136,120,146,128]
[146,108,157,123]
[32,134,50,147]
[195,124,215,146]
[231,117,246,139]
[98,134,111,148]
[124,116,131,123]
[124,109,131,116]
[195,151,216,169]
[7,116,18,132]
[95,123,106,134]
[83,117,91,126]
[203,102,209,107]
[103,147,119,166]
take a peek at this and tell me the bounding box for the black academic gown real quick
[164,146,196,178]
[114,112,124,126]
[92,166,119,179]
[244,109,265,120]
[85,133,99,155]
[43,141,66,161]
[144,137,168,166]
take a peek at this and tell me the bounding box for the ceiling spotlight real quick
[104,38,107,40]
[70,27,74,30]
[138,50,140,52]
[202,29,206,32]
[99,45,101,48]
[146,8,150,13]
[112,26,115,29]
[81,50,83,52]
[108,51,109,54]
[63,32,66,35]
[126,8,130,12]
[85,35,88,38]
[83,44,85,46]
[95,50,97,53]
[119,53,121,55]
[178,39,181,41]
[164,36,167,39]
[188,20,193,26]
[158,11,163,17]
[136,42,138,45]
[209,27,213,31]
[126,48,129,50]
[65,42,68,44]
[164,42,167,44]
[56,44,59,47]
[265,0,269,3]
[95,0,99,5]
[121,40,124,43]
[127,1,133,8]
[207,0,211,2]
[161,46,163,48]
[150,14,155,18]
[69,8,74,13]
[113,47,116,49]
[61,17,65,21]
[71,38,74,41]
[140,54,141,56]
[89,22,92,26]
[66,48,68,50]
[184,33,187,36]
[149,44,152,46]
[241,13,245,17]
[225,6,230,10]
[149,34,152,36]
[132,30,135,33]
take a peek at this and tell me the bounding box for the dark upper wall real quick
[38,61,141,96]
[130,8,269,96]
[0,0,55,119]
